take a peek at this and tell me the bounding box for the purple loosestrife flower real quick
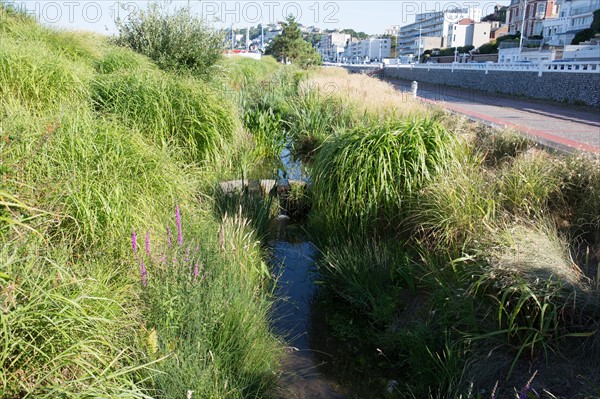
[132,230,138,257]
[175,204,183,245]
[140,260,147,287]
[518,371,537,399]
[193,264,199,280]
[490,381,498,399]
[166,224,172,247]
[145,230,151,256]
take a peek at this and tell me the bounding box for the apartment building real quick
[318,32,352,62]
[341,38,391,63]
[450,19,493,48]
[507,0,558,37]
[543,0,600,45]
[396,7,482,56]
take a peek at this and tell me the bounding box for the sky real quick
[8,1,510,35]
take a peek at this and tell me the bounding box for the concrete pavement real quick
[389,79,600,154]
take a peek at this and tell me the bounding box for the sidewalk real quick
[389,79,600,154]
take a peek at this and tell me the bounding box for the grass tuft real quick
[310,116,460,235]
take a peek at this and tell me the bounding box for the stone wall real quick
[383,67,600,106]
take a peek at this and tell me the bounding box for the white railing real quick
[385,61,600,75]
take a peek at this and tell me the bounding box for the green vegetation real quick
[477,34,520,55]
[430,45,475,57]
[482,5,508,22]
[339,28,369,40]
[265,16,321,68]
[115,2,224,77]
[310,117,460,235]
[280,68,600,397]
[2,2,600,397]
[0,3,285,397]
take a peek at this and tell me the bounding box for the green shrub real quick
[116,2,224,77]
[310,116,460,234]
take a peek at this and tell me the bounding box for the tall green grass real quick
[134,208,280,398]
[1,240,151,398]
[92,69,238,163]
[468,224,597,375]
[1,5,284,397]
[319,238,415,327]
[410,160,497,253]
[310,116,460,235]
[286,90,356,161]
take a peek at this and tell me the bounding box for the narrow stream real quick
[269,217,348,398]
[269,146,350,398]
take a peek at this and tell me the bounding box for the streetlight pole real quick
[418,27,423,62]
[518,0,527,59]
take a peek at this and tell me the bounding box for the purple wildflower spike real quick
[175,204,183,245]
[490,381,498,399]
[132,230,138,256]
[518,371,537,399]
[145,230,151,256]
[185,246,191,263]
[140,260,147,287]
[193,264,199,280]
[166,224,172,247]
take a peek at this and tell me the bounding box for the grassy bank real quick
[281,67,600,398]
[1,4,286,397]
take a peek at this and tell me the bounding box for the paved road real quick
[388,79,600,154]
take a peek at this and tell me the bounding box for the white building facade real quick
[450,19,493,48]
[397,7,482,56]
[342,38,391,63]
[542,0,600,45]
[318,32,352,62]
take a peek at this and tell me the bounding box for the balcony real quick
[571,1,600,16]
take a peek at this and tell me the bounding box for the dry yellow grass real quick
[301,66,427,118]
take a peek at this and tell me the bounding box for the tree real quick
[265,16,321,68]
[482,6,508,22]
[340,28,369,40]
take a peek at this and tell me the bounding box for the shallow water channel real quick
[268,148,351,398]
[269,217,349,398]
